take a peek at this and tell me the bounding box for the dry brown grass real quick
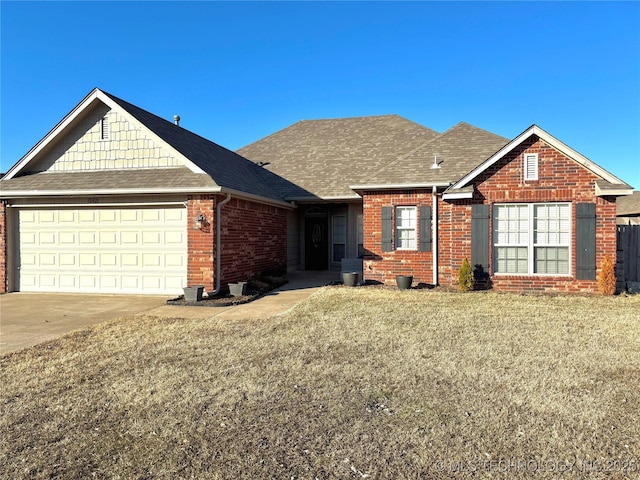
[1,288,639,479]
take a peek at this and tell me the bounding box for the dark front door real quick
[305,217,328,270]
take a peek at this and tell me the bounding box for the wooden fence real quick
[616,225,640,293]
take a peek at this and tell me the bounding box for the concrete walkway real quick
[146,271,339,320]
[0,271,339,354]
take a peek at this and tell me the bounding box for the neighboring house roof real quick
[351,122,509,190]
[237,115,439,200]
[617,191,640,216]
[445,124,634,198]
[0,88,291,207]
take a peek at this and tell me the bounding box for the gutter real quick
[432,185,438,286]
[210,193,232,296]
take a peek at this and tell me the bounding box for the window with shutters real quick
[493,203,570,275]
[524,153,538,181]
[395,206,417,250]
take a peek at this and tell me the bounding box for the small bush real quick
[598,255,616,295]
[458,257,474,292]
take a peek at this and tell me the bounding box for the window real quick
[524,153,538,181]
[494,203,570,275]
[357,214,364,257]
[332,215,346,262]
[100,116,110,140]
[395,206,417,250]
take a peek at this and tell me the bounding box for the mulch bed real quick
[167,278,288,307]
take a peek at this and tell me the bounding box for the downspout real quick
[432,185,438,286]
[210,193,232,295]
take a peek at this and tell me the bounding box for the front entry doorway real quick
[305,216,328,270]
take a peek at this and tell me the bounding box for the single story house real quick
[0,88,634,294]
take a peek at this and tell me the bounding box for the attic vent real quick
[524,153,538,181]
[100,116,110,140]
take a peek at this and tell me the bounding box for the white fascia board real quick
[349,182,450,191]
[0,186,224,198]
[594,184,634,197]
[4,89,104,180]
[284,194,362,202]
[4,88,206,180]
[442,191,474,200]
[218,187,295,209]
[451,124,629,190]
[2,186,293,209]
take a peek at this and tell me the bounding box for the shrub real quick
[598,255,616,295]
[458,257,474,292]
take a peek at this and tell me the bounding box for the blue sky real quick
[2,1,639,188]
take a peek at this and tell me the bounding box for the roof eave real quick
[595,184,634,197]
[349,182,450,191]
[442,191,474,200]
[449,125,630,191]
[1,185,294,209]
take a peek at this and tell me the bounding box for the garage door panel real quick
[59,211,75,223]
[39,232,56,245]
[78,211,96,223]
[59,232,76,244]
[60,275,77,288]
[18,206,186,294]
[100,231,118,245]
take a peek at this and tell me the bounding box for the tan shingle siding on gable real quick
[35,106,181,173]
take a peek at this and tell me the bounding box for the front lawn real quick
[1,289,639,479]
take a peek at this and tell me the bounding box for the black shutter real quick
[471,204,490,272]
[381,206,393,252]
[420,206,432,252]
[576,203,596,280]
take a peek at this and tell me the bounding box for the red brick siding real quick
[363,190,434,285]
[187,195,216,289]
[0,202,6,293]
[219,197,287,285]
[187,195,287,291]
[442,136,617,293]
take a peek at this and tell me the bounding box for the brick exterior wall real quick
[187,195,287,292]
[363,136,618,293]
[362,190,435,285]
[0,202,6,293]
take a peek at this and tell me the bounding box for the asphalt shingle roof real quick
[617,191,640,216]
[363,122,509,186]
[238,115,439,199]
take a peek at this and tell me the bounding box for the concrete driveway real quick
[0,293,168,354]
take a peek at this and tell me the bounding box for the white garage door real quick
[17,206,187,294]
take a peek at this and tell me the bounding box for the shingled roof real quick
[356,122,509,188]
[238,115,439,199]
[0,89,291,205]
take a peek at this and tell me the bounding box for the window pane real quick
[534,204,570,246]
[495,246,528,274]
[535,247,569,274]
[332,216,346,243]
[333,244,346,262]
[396,207,417,249]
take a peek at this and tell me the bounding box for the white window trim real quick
[493,202,572,276]
[395,206,417,250]
[524,153,539,181]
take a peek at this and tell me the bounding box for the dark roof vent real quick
[173,115,181,126]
